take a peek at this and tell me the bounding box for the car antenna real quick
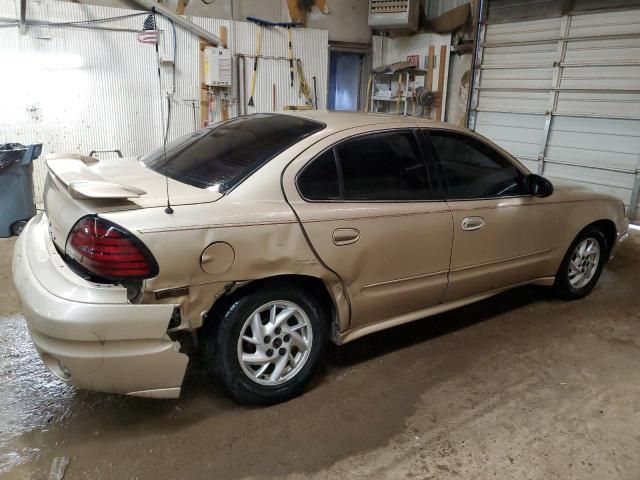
[152,8,174,214]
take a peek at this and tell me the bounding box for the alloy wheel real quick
[237,301,313,386]
[568,237,601,289]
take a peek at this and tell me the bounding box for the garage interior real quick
[1,0,639,478]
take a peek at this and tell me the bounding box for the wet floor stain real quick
[0,314,75,474]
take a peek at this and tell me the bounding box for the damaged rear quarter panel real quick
[100,166,349,334]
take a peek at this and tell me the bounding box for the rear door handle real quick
[333,228,360,246]
[461,216,485,231]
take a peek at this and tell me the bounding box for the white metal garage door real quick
[469,7,640,221]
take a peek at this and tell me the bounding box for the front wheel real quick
[554,226,607,299]
[204,285,328,404]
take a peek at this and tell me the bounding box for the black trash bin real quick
[0,143,42,237]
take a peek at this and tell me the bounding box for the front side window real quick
[428,130,527,199]
[143,114,325,192]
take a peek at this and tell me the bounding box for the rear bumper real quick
[12,213,188,399]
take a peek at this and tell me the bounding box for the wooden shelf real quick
[372,96,409,102]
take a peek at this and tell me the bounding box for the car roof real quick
[283,110,457,132]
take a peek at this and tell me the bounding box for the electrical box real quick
[368,0,420,32]
[204,46,232,87]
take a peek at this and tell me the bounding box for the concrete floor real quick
[1,233,639,479]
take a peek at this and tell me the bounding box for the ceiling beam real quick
[128,0,222,46]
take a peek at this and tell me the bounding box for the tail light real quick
[66,216,158,281]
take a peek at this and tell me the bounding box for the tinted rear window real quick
[142,114,325,192]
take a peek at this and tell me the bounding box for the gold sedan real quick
[13,112,629,404]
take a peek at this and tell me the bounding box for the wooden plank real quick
[219,25,228,48]
[176,0,187,16]
[426,45,434,118]
[219,26,229,121]
[434,45,447,121]
[200,45,209,126]
[287,0,306,24]
[426,45,435,91]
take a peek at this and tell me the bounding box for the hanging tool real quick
[365,74,372,113]
[246,21,263,107]
[395,72,402,114]
[296,59,313,107]
[283,105,313,111]
[272,84,277,111]
[434,45,447,121]
[246,17,302,107]
[312,76,318,109]
[288,26,295,87]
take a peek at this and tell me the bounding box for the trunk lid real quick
[44,154,221,250]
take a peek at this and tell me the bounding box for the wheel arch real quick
[588,219,617,256]
[202,274,341,342]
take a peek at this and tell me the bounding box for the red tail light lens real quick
[66,216,158,281]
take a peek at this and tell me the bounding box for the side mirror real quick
[528,174,554,198]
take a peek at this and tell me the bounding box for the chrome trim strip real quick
[362,269,449,290]
[450,249,552,273]
[138,219,298,234]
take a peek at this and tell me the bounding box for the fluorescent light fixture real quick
[0,52,83,69]
[629,224,640,231]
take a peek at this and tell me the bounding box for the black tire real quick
[553,226,608,300]
[10,220,27,236]
[202,284,328,404]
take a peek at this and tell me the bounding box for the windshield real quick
[142,114,325,192]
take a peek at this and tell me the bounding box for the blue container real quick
[0,143,42,237]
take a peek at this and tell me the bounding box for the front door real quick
[424,128,556,302]
[283,126,453,330]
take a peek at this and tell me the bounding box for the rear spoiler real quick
[45,154,146,200]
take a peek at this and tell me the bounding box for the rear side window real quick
[338,131,430,201]
[428,130,527,199]
[143,114,325,192]
[297,150,341,200]
[298,130,435,201]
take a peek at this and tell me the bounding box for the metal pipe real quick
[482,31,640,48]
[128,0,222,45]
[541,159,638,176]
[19,0,26,35]
[241,55,247,116]
[476,86,640,93]
[482,60,640,69]
[473,107,640,121]
[234,53,299,61]
[466,0,486,129]
[630,174,640,220]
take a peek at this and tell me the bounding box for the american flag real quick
[137,14,158,44]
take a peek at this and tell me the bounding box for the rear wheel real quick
[554,226,607,299]
[203,285,328,404]
[10,220,27,236]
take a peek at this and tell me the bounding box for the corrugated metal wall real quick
[470,6,640,220]
[0,2,328,202]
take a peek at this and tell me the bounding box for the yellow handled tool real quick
[288,26,294,88]
[247,25,263,107]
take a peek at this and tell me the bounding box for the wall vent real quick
[368,0,419,31]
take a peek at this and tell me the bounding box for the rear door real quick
[423,128,556,302]
[283,126,453,330]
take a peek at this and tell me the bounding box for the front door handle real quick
[461,216,485,231]
[333,228,360,246]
